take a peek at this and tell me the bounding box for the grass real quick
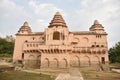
[79,63,120,80]
[110,63,120,67]
[0,54,13,58]
[0,71,54,80]
[0,65,10,68]
[81,70,120,80]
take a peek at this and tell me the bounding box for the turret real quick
[17,21,32,34]
[89,20,105,33]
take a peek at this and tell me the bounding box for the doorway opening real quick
[101,57,105,64]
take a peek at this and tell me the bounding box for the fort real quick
[13,12,109,69]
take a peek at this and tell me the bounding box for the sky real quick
[0,0,120,48]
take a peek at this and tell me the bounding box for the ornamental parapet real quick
[72,47,107,54]
[23,42,107,54]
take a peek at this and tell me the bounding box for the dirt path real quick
[55,68,84,80]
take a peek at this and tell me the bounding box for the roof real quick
[48,12,67,28]
[71,31,107,35]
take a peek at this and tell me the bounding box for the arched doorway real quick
[61,58,68,68]
[101,57,105,64]
[93,56,99,65]
[22,53,24,59]
[71,56,80,67]
[43,58,50,68]
[81,56,90,66]
[28,55,35,68]
[36,55,41,68]
[53,58,59,68]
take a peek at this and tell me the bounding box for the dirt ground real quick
[0,58,120,80]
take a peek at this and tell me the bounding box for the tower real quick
[48,12,67,28]
[13,22,32,60]
[45,12,69,45]
[17,21,32,34]
[89,20,105,33]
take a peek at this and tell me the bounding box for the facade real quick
[13,12,109,69]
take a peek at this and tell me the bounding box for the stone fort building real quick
[13,12,109,69]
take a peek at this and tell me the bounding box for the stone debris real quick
[112,69,120,73]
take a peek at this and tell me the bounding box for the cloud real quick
[0,0,66,36]
[28,0,60,15]
[0,0,119,48]
[0,0,30,21]
[27,0,67,32]
[73,0,120,48]
[28,0,67,16]
[73,0,120,25]
[0,0,30,37]
[31,19,47,32]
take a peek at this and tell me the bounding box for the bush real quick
[0,38,14,57]
[109,42,120,63]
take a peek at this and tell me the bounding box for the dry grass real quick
[0,71,54,80]
[81,70,120,80]
[110,63,120,68]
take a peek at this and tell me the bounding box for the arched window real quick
[91,45,95,47]
[96,45,99,47]
[101,45,104,47]
[25,40,28,42]
[53,31,60,40]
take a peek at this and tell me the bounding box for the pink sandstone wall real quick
[13,12,109,69]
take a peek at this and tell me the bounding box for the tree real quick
[0,38,14,57]
[109,42,120,63]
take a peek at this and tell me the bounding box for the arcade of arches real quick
[23,49,106,68]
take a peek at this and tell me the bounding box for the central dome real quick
[48,12,67,28]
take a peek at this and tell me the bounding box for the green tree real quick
[109,42,120,63]
[0,38,14,57]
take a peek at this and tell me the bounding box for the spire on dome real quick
[55,11,61,15]
[94,20,99,25]
[48,12,67,28]
[23,21,29,26]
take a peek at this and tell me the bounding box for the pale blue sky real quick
[0,0,120,48]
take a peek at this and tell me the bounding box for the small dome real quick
[18,21,32,33]
[89,20,104,31]
[23,21,29,26]
[94,20,99,25]
[55,11,61,15]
